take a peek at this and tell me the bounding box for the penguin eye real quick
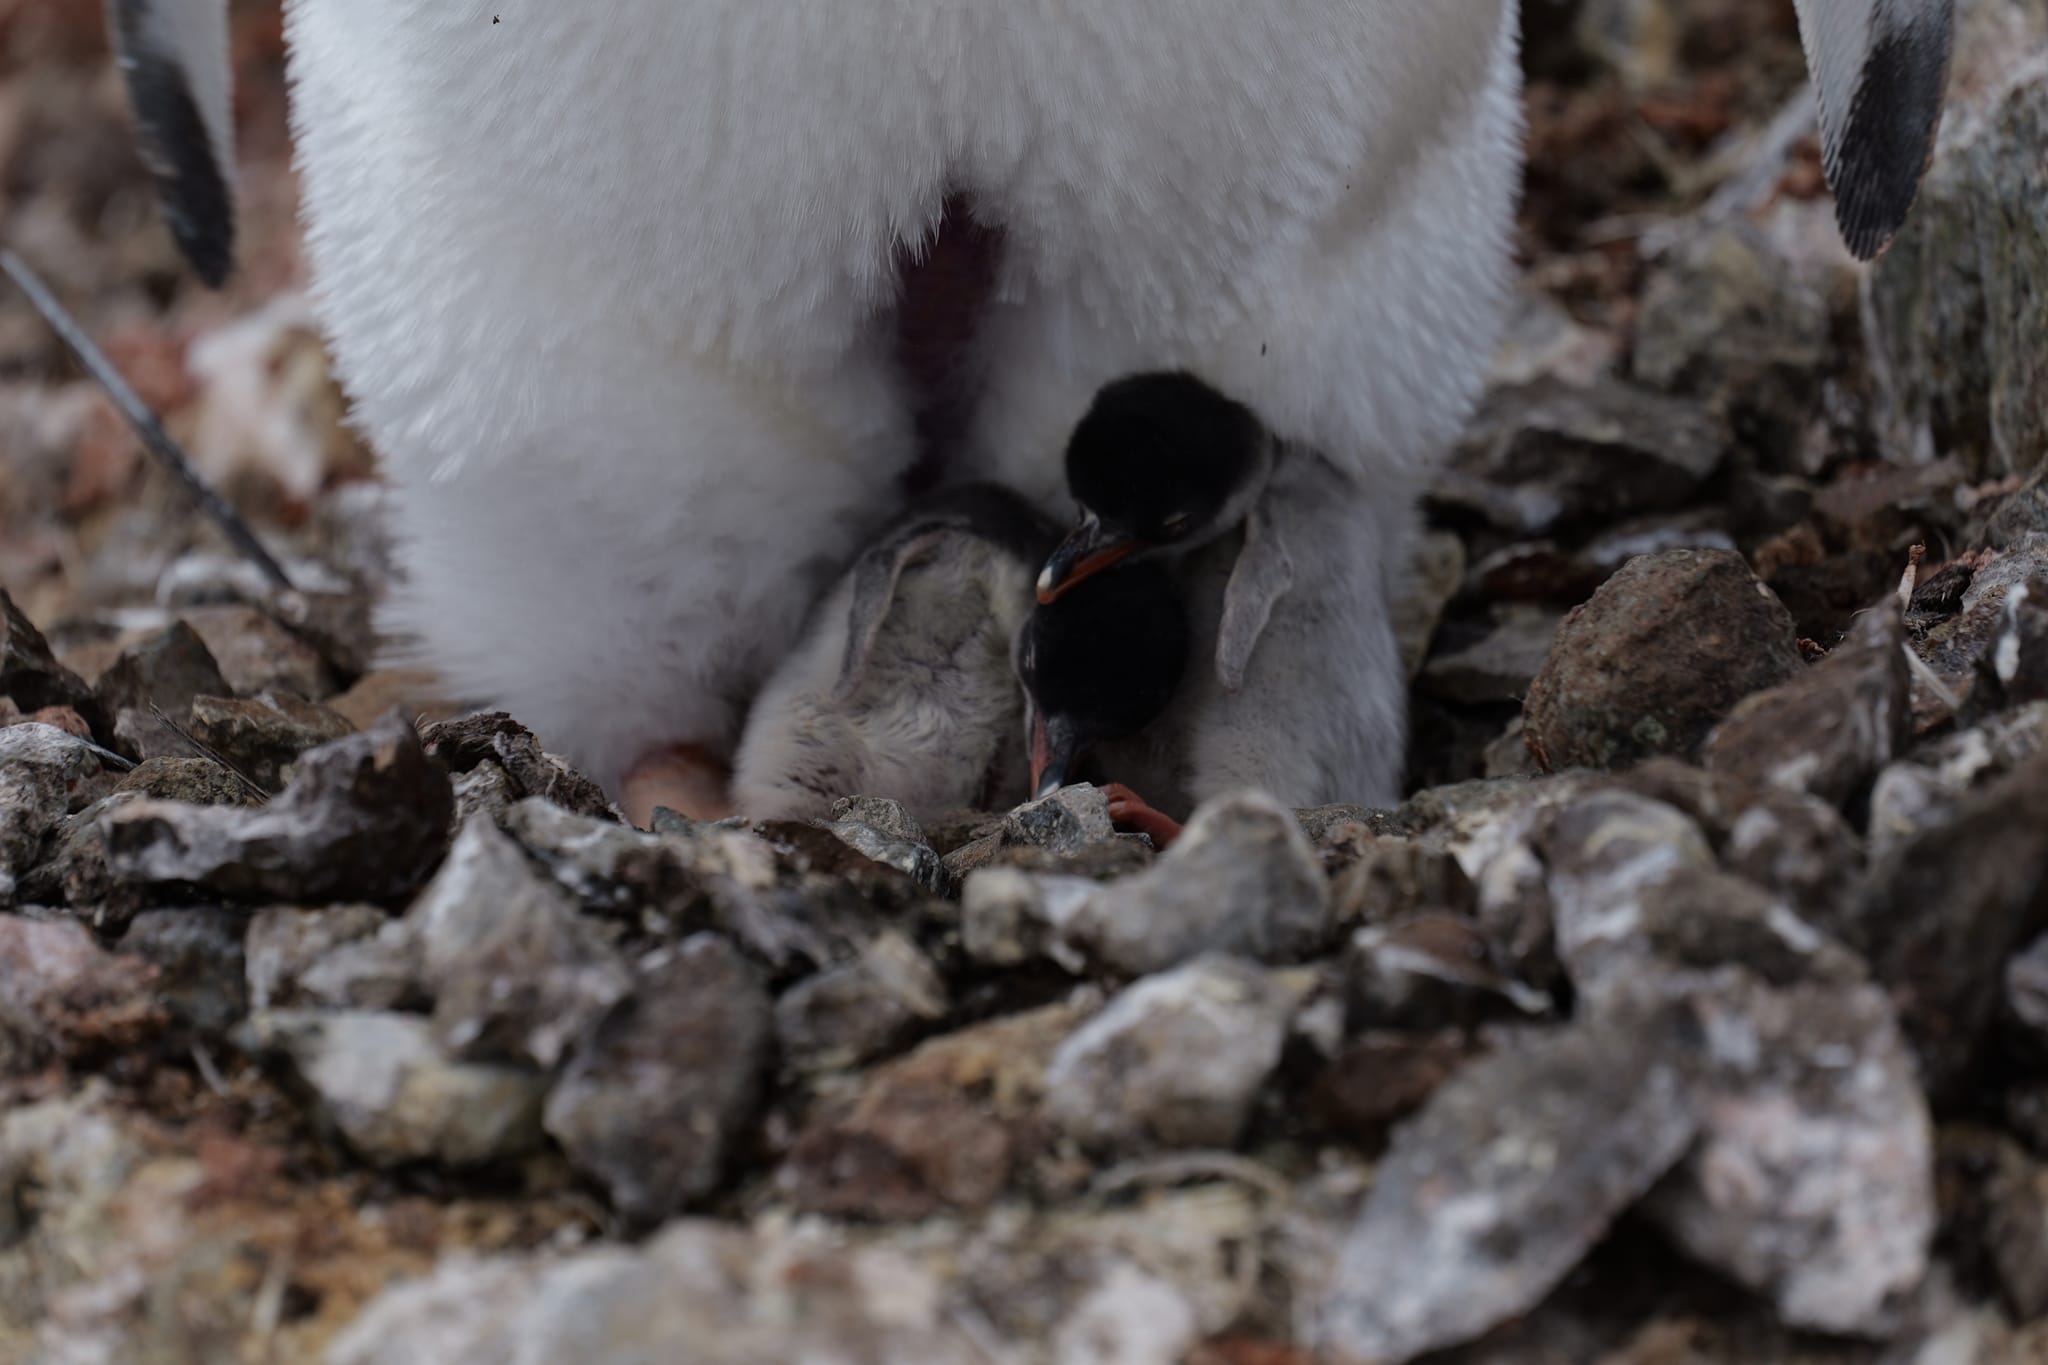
[1160,511,1190,535]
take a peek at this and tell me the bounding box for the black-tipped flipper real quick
[1793,0,1955,260]
[107,0,236,286]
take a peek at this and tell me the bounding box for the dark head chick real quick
[1015,557,1190,798]
[1036,371,1274,604]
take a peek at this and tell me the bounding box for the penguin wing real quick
[108,0,236,286]
[1792,0,1954,259]
[833,522,960,703]
[1214,502,1295,693]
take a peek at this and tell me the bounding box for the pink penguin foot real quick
[620,743,734,829]
[1102,782,1184,850]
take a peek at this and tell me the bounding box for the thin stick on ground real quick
[0,245,296,593]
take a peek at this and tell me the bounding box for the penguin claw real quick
[1102,782,1183,850]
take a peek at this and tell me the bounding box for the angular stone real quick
[962,793,1330,977]
[1434,377,1727,538]
[92,620,234,760]
[117,907,248,1039]
[1523,549,1805,771]
[1936,1127,2048,1325]
[1043,956,1301,1152]
[1309,1029,1479,1146]
[102,712,454,904]
[244,904,400,1010]
[829,795,926,845]
[327,1221,993,1365]
[827,816,950,897]
[1002,784,1119,855]
[178,603,337,700]
[236,1009,546,1166]
[0,589,101,728]
[1850,750,2048,1097]
[1704,603,1912,808]
[1346,913,1551,1029]
[1419,608,1565,706]
[774,930,948,1074]
[420,712,616,821]
[185,691,354,792]
[2006,932,2048,1067]
[1540,790,1861,1008]
[1313,1006,1703,1362]
[1868,702,2048,863]
[413,818,632,1069]
[1648,976,1935,1334]
[0,722,112,903]
[781,996,1093,1220]
[1869,52,2048,481]
[1632,222,1835,470]
[545,935,770,1222]
[0,917,165,1072]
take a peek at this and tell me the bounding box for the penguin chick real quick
[1039,372,1408,817]
[1015,558,1191,804]
[730,484,1054,823]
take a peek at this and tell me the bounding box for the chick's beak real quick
[1036,514,1136,605]
[1029,710,1086,798]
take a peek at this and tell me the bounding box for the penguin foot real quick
[1102,782,1183,851]
[621,743,734,828]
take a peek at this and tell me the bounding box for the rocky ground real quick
[3,0,2048,1361]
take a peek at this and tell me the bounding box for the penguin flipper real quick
[1791,0,1954,260]
[1215,502,1294,693]
[107,0,236,286]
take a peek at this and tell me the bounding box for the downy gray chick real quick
[731,484,1054,822]
[1037,372,1408,827]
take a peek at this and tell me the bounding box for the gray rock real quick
[1523,549,1805,772]
[508,799,910,976]
[178,603,337,700]
[1632,222,1836,471]
[827,816,950,896]
[1936,1127,2048,1325]
[963,792,1330,976]
[420,712,617,822]
[115,754,253,805]
[1329,837,1476,928]
[1850,749,2048,1098]
[774,930,948,1073]
[185,691,354,791]
[1002,784,1119,854]
[1541,790,1861,1008]
[92,620,234,761]
[102,712,454,904]
[0,589,101,727]
[1043,955,1301,1152]
[1346,914,1551,1029]
[1433,376,1727,537]
[1419,608,1565,706]
[0,722,111,903]
[1313,1005,1704,1363]
[1867,703,2048,862]
[2007,933,2048,1067]
[0,916,164,1072]
[413,818,632,1069]
[450,757,518,825]
[829,795,926,845]
[1704,603,1911,808]
[1869,52,2048,481]
[117,907,248,1038]
[326,1220,990,1365]
[236,1009,546,1166]
[1649,974,1935,1335]
[544,934,771,1223]
[244,904,401,1010]
[1392,530,1467,679]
